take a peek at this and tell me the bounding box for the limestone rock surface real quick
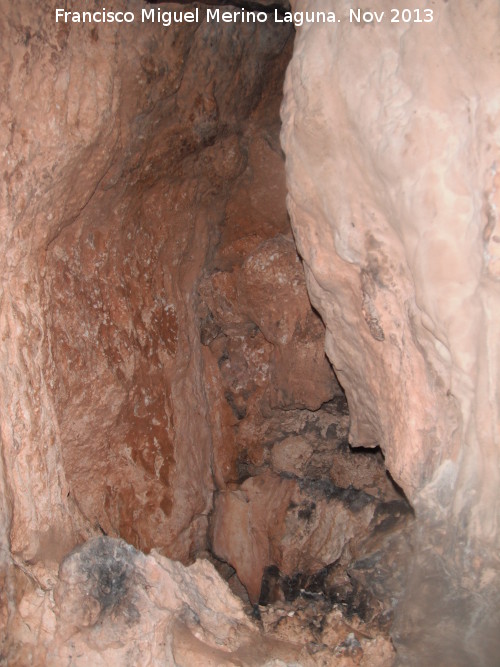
[0,0,294,659]
[211,402,408,606]
[8,536,305,666]
[3,0,491,663]
[281,1,500,663]
[8,536,396,667]
[0,0,293,570]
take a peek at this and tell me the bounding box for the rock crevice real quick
[1,1,499,665]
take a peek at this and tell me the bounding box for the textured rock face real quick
[9,536,395,666]
[6,0,497,664]
[0,0,292,571]
[194,94,406,613]
[210,401,409,605]
[195,91,382,611]
[8,536,267,665]
[0,0,296,660]
[4,1,395,663]
[281,1,500,664]
[199,232,340,481]
[211,470,395,603]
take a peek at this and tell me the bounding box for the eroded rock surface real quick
[210,403,410,606]
[2,0,492,663]
[195,99,411,618]
[1,0,293,569]
[0,0,297,661]
[9,536,395,667]
[191,70,404,617]
[281,1,500,664]
[40,7,294,561]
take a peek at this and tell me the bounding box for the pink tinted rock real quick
[48,537,307,667]
[211,474,296,602]
[238,236,311,346]
[282,0,500,660]
[238,236,340,409]
[0,0,294,573]
[211,471,376,603]
[271,436,314,476]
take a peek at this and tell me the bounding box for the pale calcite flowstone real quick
[281,0,500,664]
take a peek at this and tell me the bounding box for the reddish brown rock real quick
[1,0,294,569]
[200,232,341,483]
[211,473,295,602]
[202,347,240,488]
[5,0,498,663]
[0,0,296,660]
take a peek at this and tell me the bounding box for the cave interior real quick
[2,1,500,666]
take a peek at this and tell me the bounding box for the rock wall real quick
[0,0,293,656]
[8,534,395,666]
[196,94,409,611]
[3,0,498,663]
[0,2,404,661]
[281,1,500,664]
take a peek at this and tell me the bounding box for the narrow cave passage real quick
[38,3,412,660]
[1,2,425,665]
[4,2,500,666]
